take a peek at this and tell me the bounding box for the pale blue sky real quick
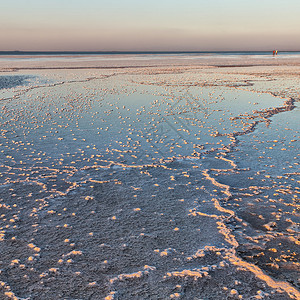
[1,0,300,50]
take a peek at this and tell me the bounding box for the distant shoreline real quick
[1,52,300,72]
[1,50,300,56]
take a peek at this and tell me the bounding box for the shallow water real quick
[0,72,287,167]
[0,69,299,299]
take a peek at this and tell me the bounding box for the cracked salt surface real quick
[0,67,299,299]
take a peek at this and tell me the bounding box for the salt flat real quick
[0,55,299,299]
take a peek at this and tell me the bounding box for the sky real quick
[1,0,300,51]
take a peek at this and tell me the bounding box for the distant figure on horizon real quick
[273,50,278,56]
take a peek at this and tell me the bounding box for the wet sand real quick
[0,56,299,299]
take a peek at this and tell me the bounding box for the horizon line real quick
[1,50,299,55]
